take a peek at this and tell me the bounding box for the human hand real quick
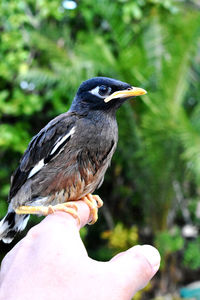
[0,201,160,300]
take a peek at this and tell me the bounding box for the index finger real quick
[43,200,91,230]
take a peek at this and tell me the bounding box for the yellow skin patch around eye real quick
[104,86,147,103]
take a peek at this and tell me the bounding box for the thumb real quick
[109,245,160,299]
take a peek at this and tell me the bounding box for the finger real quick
[0,237,26,278]
[21,201,90,258]
[109,245,160,299]
[44,200,91,229]
[28,200,90,239]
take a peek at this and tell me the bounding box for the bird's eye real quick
[99,85,109,96]
[90,85,111,98]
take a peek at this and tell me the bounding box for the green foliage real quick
[0,123,30,152]
[155,227,184,269]
[1,0,200,295]
[183,238,200,270]
[102,223,138,253]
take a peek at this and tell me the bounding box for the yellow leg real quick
[82,194,104,225]
[15,202,80,224]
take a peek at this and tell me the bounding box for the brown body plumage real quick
[10,110,117,210]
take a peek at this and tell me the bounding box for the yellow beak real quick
[104,86,147,103]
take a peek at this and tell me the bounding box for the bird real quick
[0,77,146,243]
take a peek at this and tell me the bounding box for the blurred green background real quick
[1,0,200,298]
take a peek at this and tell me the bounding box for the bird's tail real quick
[0,210,29,243]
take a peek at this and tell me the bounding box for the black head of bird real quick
[70,77,146,113]
[0,76,146,243]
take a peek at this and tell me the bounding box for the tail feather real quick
[0,211,29,243]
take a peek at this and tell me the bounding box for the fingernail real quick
[140,245,161,273]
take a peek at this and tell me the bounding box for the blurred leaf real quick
[183,238,200,270]
[102,223,138,252]
[0,123,30,153]
[155,227,184,268]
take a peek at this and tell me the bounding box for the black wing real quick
[9,112,81,201]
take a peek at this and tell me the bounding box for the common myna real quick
[0,77,146,243]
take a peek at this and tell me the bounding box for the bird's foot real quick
[82,194,103,225]
[47,202,80,225]
[15,202,80,225]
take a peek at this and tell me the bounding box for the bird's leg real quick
[15,202,80,224]
[82,193,103,225]
[15,194,103,225]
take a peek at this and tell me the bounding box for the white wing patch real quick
[28,159,45,179]
[27,127,75,179]
[50,127,75,155]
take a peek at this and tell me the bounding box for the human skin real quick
[0,201,160,300]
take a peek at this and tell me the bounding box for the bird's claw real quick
[82,193,103,225]
[46,202,80,225]
[92,195,103,208]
